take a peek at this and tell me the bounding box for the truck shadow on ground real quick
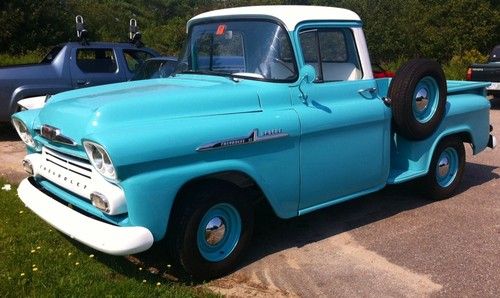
[66,161,498,284]
[490,97,500,110]
[239,161,498,268]
[0,124,19,141]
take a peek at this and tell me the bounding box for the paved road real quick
[207,100,500,297]
[1,100,499,297]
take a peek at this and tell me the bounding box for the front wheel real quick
[422,137,465,200]
[169,182,254,280]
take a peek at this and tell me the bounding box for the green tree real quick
[0,0,73,53]
[0,0,498,62]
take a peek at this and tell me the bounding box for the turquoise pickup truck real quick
[13,6,496,280]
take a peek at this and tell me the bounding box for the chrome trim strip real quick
[196,129,288,152]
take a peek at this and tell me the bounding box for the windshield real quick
[131,59,177,81]
[40,46,63,64]
[176,20,297,81]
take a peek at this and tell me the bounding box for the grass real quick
[0,178,214,297]
[0,52,41,67]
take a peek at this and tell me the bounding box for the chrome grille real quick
[39,147,94,199]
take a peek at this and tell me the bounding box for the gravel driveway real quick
[0,125,27,183]
[1,100,499,297]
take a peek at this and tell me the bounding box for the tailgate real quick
[470,64,500,82]
[447,80,492,95]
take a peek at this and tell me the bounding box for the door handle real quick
[76,80,91,87]
[357,87,391,106]
[358,87,378,100]
[358,87,377,95]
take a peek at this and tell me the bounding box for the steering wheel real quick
[272,58,295,73]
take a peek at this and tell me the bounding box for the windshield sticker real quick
[215,24,227,36]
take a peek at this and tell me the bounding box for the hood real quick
[37,75,262,140]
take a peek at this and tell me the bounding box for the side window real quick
[123,50,155,73]
[299,30,320,77]
[76,49,117,73]
[40,46,63,64]
[319,31,348,62]
[299,28,362,82]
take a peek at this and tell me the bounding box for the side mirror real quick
[296,65,316,105]
[300,64,317,84]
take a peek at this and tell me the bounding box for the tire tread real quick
[389,58,447,140]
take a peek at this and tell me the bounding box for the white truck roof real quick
[188,5,361,31]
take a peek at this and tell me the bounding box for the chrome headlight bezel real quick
[12,118,36,148]
[83,141,117,180]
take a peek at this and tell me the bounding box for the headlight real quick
[83,141,116,180]
[12,118,36,148]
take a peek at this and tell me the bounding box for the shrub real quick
[443,49,489,80]
[381,50,489,81]
[0,51,42,67]
[380,56,408,73]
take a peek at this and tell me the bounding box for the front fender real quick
[10,84,71,114]
[121,156,300,240]
[89,110,301,240]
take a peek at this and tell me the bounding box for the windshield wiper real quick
[172,69,237,79]
[188,70,233,76]
[172,68,270,81]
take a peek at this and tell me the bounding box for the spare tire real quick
[389,58,446,140]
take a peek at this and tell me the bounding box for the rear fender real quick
[388,93,490,184]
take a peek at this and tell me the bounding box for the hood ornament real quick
[39,125,77,146]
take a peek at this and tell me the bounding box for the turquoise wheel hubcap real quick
[413,76,439,123]
[197,203,241,262]
[436,148,458,187]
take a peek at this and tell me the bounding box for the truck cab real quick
[13,6,496,280]
[0,20,159,122]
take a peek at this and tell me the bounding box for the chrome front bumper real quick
[488,125,497,149]
[488,134,496,149]
[18,178,154,255]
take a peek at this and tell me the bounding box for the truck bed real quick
[376,79,491,97]
[447,80,493,94]
[373,79,492,184]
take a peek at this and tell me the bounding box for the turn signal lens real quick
[22,159,34,175]
[90,192,110,213]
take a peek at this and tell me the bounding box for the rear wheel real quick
[422,137,465,200]
[389,59,447,140]
[169,182,254,280]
